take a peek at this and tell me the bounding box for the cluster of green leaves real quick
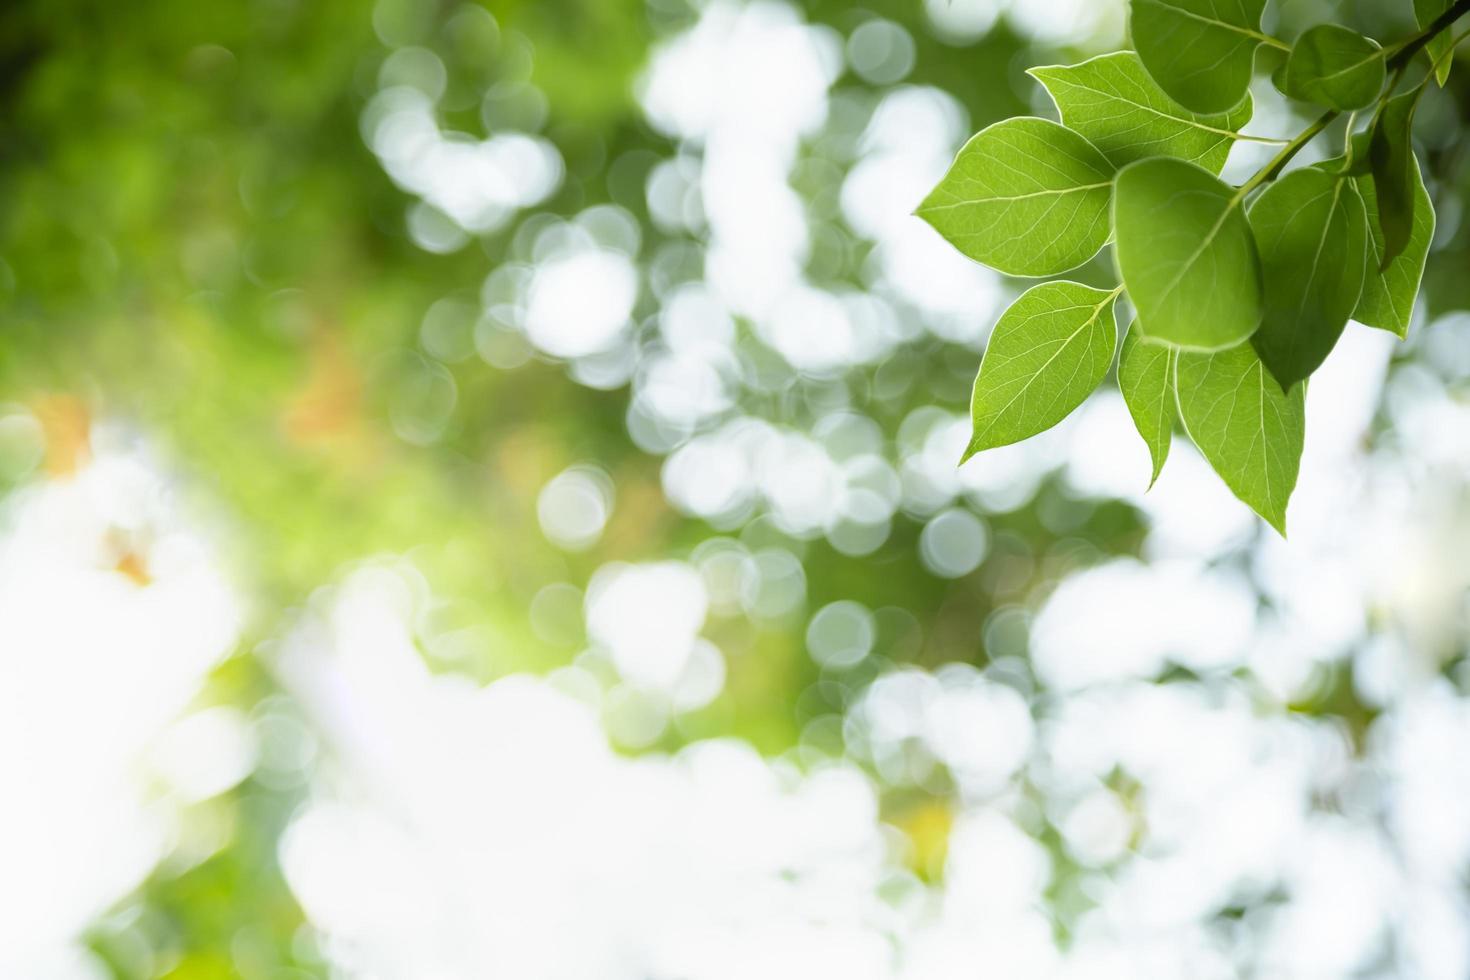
[919,0,1467,534]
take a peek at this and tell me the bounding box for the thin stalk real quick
[1386,0,1470,71]
[1234,111,1337,202]
[1235,0,1470,199]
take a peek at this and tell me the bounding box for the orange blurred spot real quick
[114,549,152,586]
[283,330,366,448]
[32,394,91,477]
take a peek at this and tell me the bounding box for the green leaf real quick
[1130,0,1269,113]
[961,281,1120,460]
[1118,325,1174,488]
[1248,167,1370,390]
[1370,92,1421,270]
[1352,143,1435,338]
[1113,157,1263,350]
[1417,0,1455,86]
[1029,51,1253,174]
[916,118,1114,278]
[1282,24,1384,111]
[1175,342,1304,535]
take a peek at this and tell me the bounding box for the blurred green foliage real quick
[2,0,1466,974]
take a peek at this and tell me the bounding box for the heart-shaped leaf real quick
[917,118,1114,278]
[1030,51,1254,174]
[961,281,1120,460]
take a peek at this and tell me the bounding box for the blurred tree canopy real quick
[3,0,1470,975]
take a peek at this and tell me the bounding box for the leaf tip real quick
[1262,503,1290,538]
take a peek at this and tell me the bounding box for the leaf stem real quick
[1420,24,1470,93]
[1385,0,1470,71]
[1233,0,1470,201]
[1233,111,1337,202]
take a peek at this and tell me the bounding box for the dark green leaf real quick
[1369,92,1421,269]
[1175,342,1304,535]
[961,281,1119,460]
[916,118,1114,278]
[1417,0,1455,86]
[1130,0,1269,113]
[1315,133,1436,338]
[1355,151,1435,337]
[1248,168,1370,389]
[1118,325,1174,488]
[1283,24,1384,111]
[1029,51,1253,173]
[1113,157,1263,350]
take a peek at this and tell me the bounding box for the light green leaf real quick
[916,118,1114,278]
[1029,51,1253,174]
[1283,24,1384,111]
[1352,142,1435,338]
[1118,325,1174,488]
[1175,342,1304,535]
[1248,167,1370,390]
[1113,157,1263,350]
[1370,92,1421,270]
[961,281,1120,460]
[1417,0,1454,86]
[1130,0,1270,113]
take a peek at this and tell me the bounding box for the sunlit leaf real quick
[1282,24,1384,111]
[961,281,1119,460]
[1118,325,1174,488]
[1029,51,1253,173]
[1175,341,1304,534]
[1114,157,1263,350]
[916,118,1114,278]
[1248,167,1370,390]
[1130,0,1270,113]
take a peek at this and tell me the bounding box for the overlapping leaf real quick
[1249,167,1370,390]
[1354,152,1436,337]
[1418,0,1455,86]
[962,281,1119,460]
[916,118,1114,278]
[1130,0,1269,113]
[912,1,1455,531]
[1175,342,1305,535]
[1029,52,1253,173]
[1283,24,1384,111]
[1114,157,1263,350]
[1370,93,1422,270]
[1118,326,1174,487]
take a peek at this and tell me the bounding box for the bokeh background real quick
[4,0,1470,977]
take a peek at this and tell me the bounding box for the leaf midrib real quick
[920,181,1112,211]
[1038,70,1248,142]
[973,289,1118,446]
